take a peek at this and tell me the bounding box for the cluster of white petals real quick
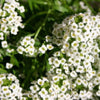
[29,12,100,100]
[0,0,25,36]
[0,73,26,100]
[17,36,38,57]
[0,0,25,56]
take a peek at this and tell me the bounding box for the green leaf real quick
[54,0,68,13]
[76,84,84,90]
[74,15,82,24]
[0,68,7,74]
[28,0,33,11]
[2,79,12,86]
[10,56,19,67]
[32,0,48,5]
[54,6,68,12]
[0,0,5,6]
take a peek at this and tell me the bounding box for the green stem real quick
[34,9,51,40]
[25,11,49,25]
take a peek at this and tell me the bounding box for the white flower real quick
[76,66,84,73]
[1,41,8,48]
[39,88,48,98]
[96,90,100,96]
[63,43,69,49]
[70,71,77,78]
[48,57,55,65]
[79,22,84,28]
[1,86,9,93]
[61,86,67,93]
[65,93,71,100]
[71,23,78,30]
[79,90,87,98]
[30,85,39,93]
[0,24,8,33]
[56,68,62,74]
[88,82,93,90]
[47,44,54,50]
[39,44,47,54]
[10,83,18,91]
[17,46,24,54]
[37,79,44,86]
[53,58,60,67]
[82,80,88,87]
[60,58,66,65]
[76,78,82,85]
[58,93,65,99]
[71,41,79,48]
[0,32,4,40]
[71,32,76,38]
[45,35,52,42]
[53,51,61,57]
[18,6,25,13]
[5,90,11,98]
[52,76,59,83]
[87,91,92,99]
[6,63,13,69]
[11,27,18,35]
[62,80,70,86]
[7,48,14,53]
[74,58,80,66]
[30,39,35,45]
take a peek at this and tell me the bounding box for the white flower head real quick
[6,63,13,69]
[39,88,48,98]
[17,46,24,54]
[0,32,4,40]
[70,71,77,78]
[37,79,44,86]
[1,41,8,48]
[39,44,47,54]
[53,58,60,67]
[47,44,54,50]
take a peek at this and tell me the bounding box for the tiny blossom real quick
[17,36,37,57]
[53,58,60,67]
[37,79,44,86]
[17,46,24,54]
[0,32,4,40]
[0,0,25,36]
[6,63,13,69]
[39,44,47,54]
[39,88,48,98]
[1,41,8,48]
[47,44,54,50]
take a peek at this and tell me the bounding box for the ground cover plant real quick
[0,0,100,100]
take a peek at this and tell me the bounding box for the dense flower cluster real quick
[0,73,26,100]
[0,0,25,54]
[0,0,100,100]
[0,0,24,36]
[29,13,100,100]
[17,36,37,57]
[17,36,54,57]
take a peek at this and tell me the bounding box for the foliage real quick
[0,0,100,100]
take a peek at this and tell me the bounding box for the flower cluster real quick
[39,44,54,54]
[0,0,24,36]
[0,0,100,100]
[29,13,100,100]
[17,35,54,57]
[17,36,38,57]
[0,0,25,55]
[0,73,26,100]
